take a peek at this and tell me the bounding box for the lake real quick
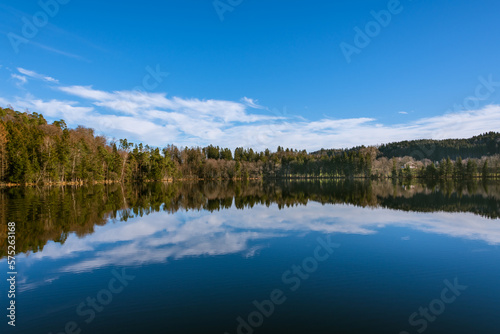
[1,180,500,333]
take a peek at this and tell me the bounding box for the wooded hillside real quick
[1,106,499,184]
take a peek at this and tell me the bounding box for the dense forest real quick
[316,132,500,160]
[378,132,500,160]
[1,106,500,184]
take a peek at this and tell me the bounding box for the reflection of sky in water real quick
[10,202,500,294]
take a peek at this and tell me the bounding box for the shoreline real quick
[0,176,497,188]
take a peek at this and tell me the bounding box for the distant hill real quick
[314,132,500,161]
[378,132,500,161]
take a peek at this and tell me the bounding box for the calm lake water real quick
[1,180,500,334]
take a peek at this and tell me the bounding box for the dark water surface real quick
[1,180,500,334]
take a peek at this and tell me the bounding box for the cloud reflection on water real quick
[22,202,500,280]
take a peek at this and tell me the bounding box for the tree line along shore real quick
[1,106,499,186]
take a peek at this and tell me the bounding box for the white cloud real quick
[17,67,59,83]
[52,86,500,150]
[3,71,500,151]
[11,74,27,87]
[399,111,408,114]
[241,97,266,110]
[13,98,93,124]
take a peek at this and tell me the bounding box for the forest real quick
[1,106,500,184]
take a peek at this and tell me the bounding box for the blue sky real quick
[1,0,500,150]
